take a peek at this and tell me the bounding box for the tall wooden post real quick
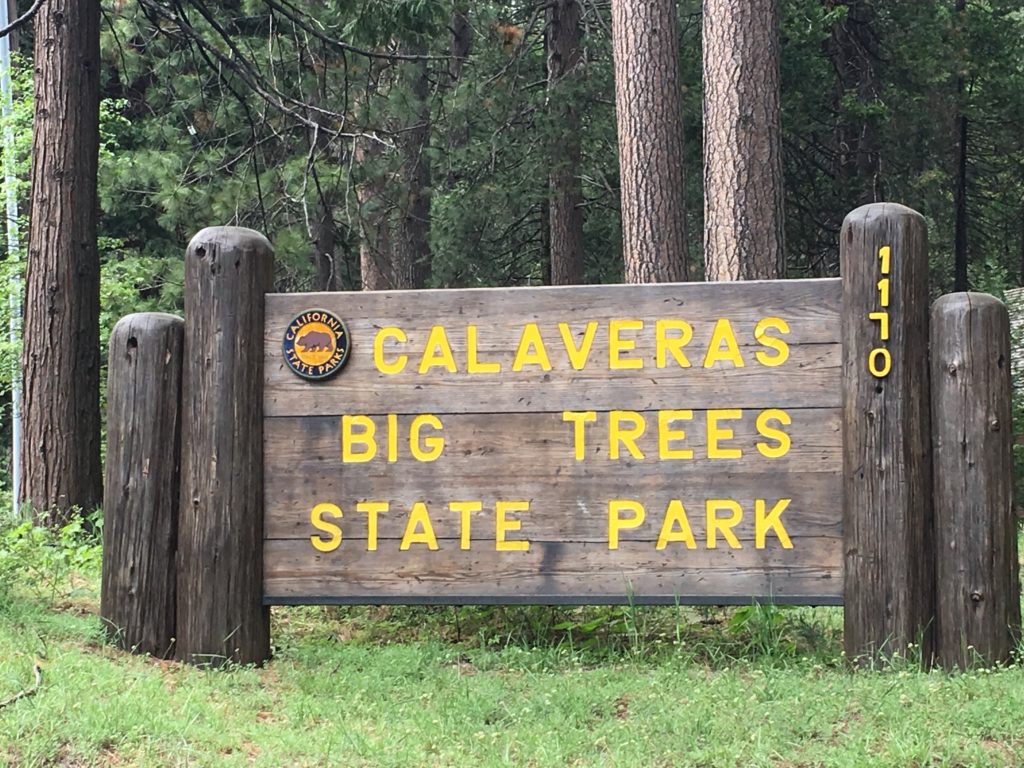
[101,313,184,658]
[177,227,273,666]
[931,292,1020,669]
[841,203,934,665]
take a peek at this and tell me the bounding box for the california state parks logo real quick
[282,309,351,381]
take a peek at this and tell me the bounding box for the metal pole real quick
[0,0,23,519]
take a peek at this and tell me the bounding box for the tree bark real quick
[827,0,883,205]
[394,41,432,290]
[547,0,585,286]
[702,0,785,281]
[611,0,688,283]
[22,0,102,524]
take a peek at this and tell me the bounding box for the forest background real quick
[1,0,1023,511]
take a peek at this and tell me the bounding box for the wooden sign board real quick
[262,279,843,605]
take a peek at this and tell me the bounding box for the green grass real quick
[2,523,1024,767]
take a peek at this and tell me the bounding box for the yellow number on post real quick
[868,348,892,378]
[878,246,891,275]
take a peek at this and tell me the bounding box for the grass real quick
[2,521,1024,767]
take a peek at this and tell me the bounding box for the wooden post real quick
[177,227,273,666]
[841,203,934,665]
[931,292,1020,669]
[101,313,184,658]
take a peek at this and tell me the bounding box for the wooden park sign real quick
[263,280,843,605]
[100,203,1020,669]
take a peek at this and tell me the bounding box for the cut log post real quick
[101,312,184,658]
[931,292,1020,669]
[841,203,935,666]
[177,227,273,666]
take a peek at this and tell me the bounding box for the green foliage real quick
[0,509,102,606]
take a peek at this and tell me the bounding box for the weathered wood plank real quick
[101,313,183,658]
[263,409,843,542]
[264,280,841,416]
[931,292,1020,669]
[265,474,842,541]
[263,538,843,603]
[841,203,934,664]
[177,227,272,667]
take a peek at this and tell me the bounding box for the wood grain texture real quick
[101,313,183,658]
[931,293,1020,669]
[178,228,272,667]
[263,409,842,541]
[263,279,844,605]
[264,538,842,604]
[265,279,841,416]
[841,203,934,664]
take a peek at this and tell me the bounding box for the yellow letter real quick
[703,319,745,368]
[754,317,790,367]
[755,499,792,549]
[356,501,387,551]
[410,414,445,462]
[707,409,742,459]
[310,503,343,553]
[419,325,458,373]
[374,327,408,374]
[512,323,552,371]
[450,501,481,550]
[342,415,377,463]
[755,409,791,458]
[496,500,530,552]
[658,410,694,460]
[609,319,644,370]
[400,502,439,550]
[656,319,693,368]
[706,500,743,549]
[387,414,398,462]
[656,500,697,550]
[466,325,501,373]
[608,499,645,549]
[559,322,598,370]
[562,411,597,460]
[609,411,645,460]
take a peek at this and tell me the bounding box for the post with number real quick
[841,203,934,665]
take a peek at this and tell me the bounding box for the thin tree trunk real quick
[449,4,472,82]
[22,0,102,524]
[611,0,689,283]
[395,42,432,290]
[547,0,585,285]
[355,137,392,291]
[952,0,969,292]
[313,203,338,291]
[827,0,883,205]
[703,0,785,281]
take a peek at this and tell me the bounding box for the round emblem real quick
[282,309,351,381]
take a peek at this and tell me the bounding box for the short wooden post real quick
[931,292,1020,669]
[177,227,273,666]
[841,203,934,665]
[101,313,184,658]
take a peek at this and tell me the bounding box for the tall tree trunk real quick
[611,0,689,283]
[952,0,969,293]
[702,0,785,281]
[827,0,883,205]
[22,0,102,524]
[395,42,432,290]
[546,0,585,285]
